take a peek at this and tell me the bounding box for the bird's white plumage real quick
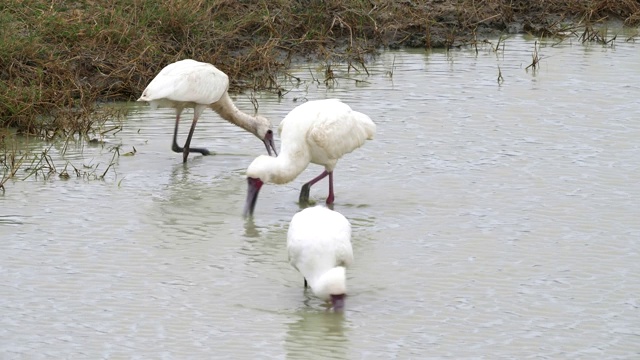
[137,59,276,162]
[138,59,229,108]
[278,98,376,171]
[246,99,375,184]
[287,206,354,300]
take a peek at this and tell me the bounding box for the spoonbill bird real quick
[243,99,375,217]
[137,59,277,163]
[287,206,354,310]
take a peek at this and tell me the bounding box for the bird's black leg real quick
[172,112,184,153]
[299,184,311,205]
[181,111,210,163]
[304,278,308,288]
[299,170,330,205]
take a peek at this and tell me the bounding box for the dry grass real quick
[1,0,639,139]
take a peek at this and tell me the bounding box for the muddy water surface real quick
[1,33,639,358]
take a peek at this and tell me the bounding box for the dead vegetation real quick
[0,0,639,139]
[0,138,123,193]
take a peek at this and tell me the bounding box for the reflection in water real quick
[285,310,349,360]
[243,218,261,238]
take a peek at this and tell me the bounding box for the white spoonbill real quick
[137,59,277,163]
[243,99,375,217]
[287,206,354,310]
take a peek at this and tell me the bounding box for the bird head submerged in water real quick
[314,266,348,310]
[286,206,354,311]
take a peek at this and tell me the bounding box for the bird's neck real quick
[210,93,260,137]
[257,147,311,184]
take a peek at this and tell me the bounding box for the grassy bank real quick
[1,0,639,138]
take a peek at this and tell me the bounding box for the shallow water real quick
[2,33,640,359]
